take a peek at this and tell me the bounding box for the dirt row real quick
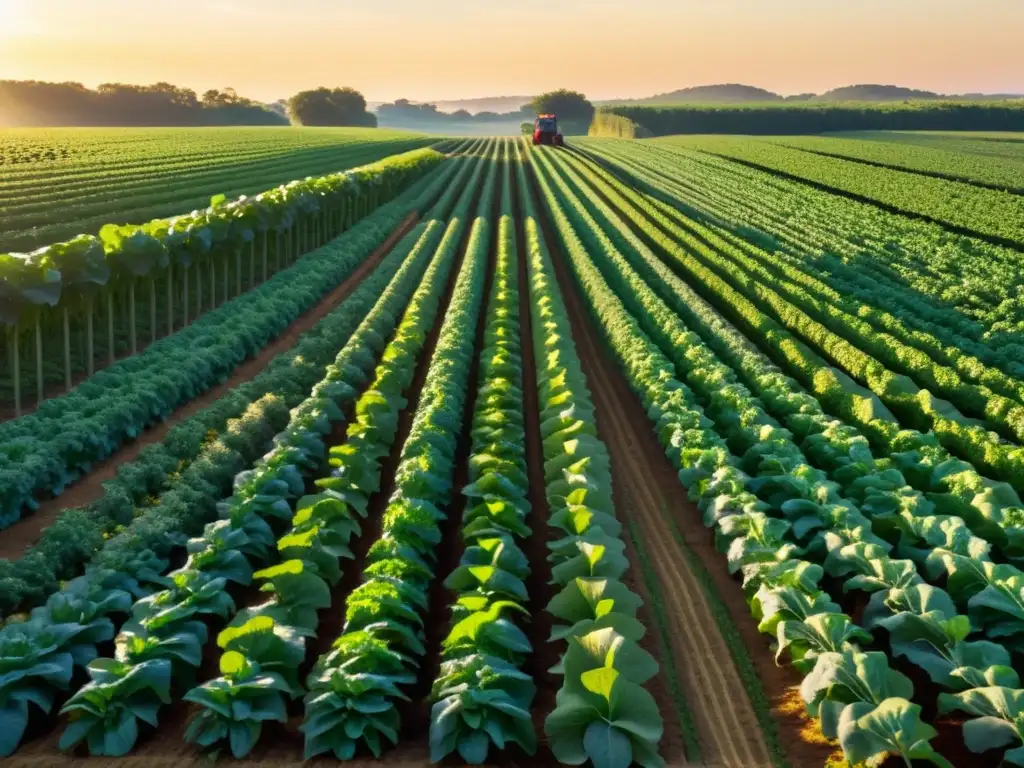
[11,150,527,768]
[0,213,420,562]
[511,149,561,756]
[524,150,837,768]
[10,141,834,768]
[8,208,438,766]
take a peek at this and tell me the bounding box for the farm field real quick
[3,130,1024,768]
[642,134,1024,247]
[0,127,434,251]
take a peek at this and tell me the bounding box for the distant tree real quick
[0,79,286,126]
[450,109,473,120]
[287,87,377,127]
[266,99,289,117]
[530,89,594,123]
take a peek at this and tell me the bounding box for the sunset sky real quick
[1,0,1021,103]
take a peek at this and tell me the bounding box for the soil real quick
[6,141,874,768]
[510,159,562,751]
[565,143,989,768]
[9,187,474,768]
[400,166,493,739]
[0,213,420,562]
[526,148,829,768]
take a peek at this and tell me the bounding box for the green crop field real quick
[0,127,434,251]
[2,131,1024,768]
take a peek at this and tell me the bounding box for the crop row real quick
[765,135,1024,193]
[581,141,1024,384]
[185,147,493,759]
[572,146,1024,498]
[0,128,410,183]
[529,142,952,765]
[426,144,538,763]
[0,148,449,533]
[0,137,744,767]
[562,147,1024,533]
[1,144,444,417]
[300,139,497,760]
[532,141,1024,766]
[515,141,665,768]
[663,136,1024,246]
[0,146,482,617]
[581,138,1024,344]
[0,139,422,229]
[0,129,434,251]
[0,142,492,758]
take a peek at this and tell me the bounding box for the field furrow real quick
[5,129,1024,768]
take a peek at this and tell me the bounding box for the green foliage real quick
[531,89,595,129]
[287,87,377,128]
[672,135,1024,247]
[0,148,445,543]
[59,659,171,756]
[0,150,474,760]
[601,100,1024,137]
[0,129,432,253]
[526,140,964,766]
[183,652,292,758]
[302,141,497,761]
[178,151,487,760]
[513,139,665,766]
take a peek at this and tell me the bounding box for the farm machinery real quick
[532,114,564,146]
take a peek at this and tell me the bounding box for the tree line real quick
[597,100,1024,136]
[0,81,288,127]
[0,80,593,130]
[0,82,383,128]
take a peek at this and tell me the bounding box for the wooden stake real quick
[107,293,115,366]
[166,263,173,336]
[35,317,44,405]
[63,307,72,391]
[261,232,268,283]
[195,261,203,319]
[11,324,21,417]
[86,299,94,376]
[129,281,137,354]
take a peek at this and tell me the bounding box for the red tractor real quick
[532,114,564,146]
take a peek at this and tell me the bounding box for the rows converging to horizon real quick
[1,121,1023,768]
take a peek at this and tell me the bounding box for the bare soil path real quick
[523,147,820,768]
[545,223,774,768]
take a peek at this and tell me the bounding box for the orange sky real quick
[0,0,1021,102]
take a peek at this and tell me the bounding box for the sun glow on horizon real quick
[0,0,1021,102]
[0,0,32,38]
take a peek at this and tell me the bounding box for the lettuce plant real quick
[184,651,291,758]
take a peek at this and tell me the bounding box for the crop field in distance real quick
[1,129,1024,768]
[0,127,434,251]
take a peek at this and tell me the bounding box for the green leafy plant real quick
[545,629,664,768]
[939,686,1024,765]
[59,658,171,756]
[184,651,291,758]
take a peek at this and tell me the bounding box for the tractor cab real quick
[533,114,564,146]
[536,115,558,133]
